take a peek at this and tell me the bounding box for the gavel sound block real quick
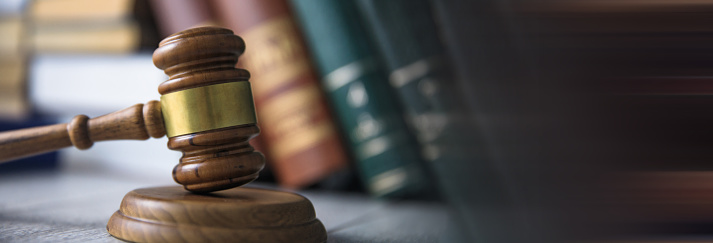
[0,27,326,243]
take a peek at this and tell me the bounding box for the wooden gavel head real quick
[152,27,264,193]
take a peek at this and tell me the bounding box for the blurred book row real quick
[0,0,483,201]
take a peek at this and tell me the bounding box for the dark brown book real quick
[208,0,351,189]
[148,0,214,38]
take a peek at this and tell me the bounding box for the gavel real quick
[0,27,265,193]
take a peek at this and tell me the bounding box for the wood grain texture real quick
[0,102,165,163]
[106,186,327,243]
[152,27,264,193]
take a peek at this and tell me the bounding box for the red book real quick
[209,0,350,189]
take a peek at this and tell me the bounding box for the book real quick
[0,15,25,58]
[354,0,480,162]
[29,0,134,21]
[0,15,30,120]
[30,22,141,54]
[0,57,30,120]
[357,0,516,240]
[26,0,149,53]
[130,0,161,51]
[291,0,434,198]
[148,0,214,38]
[209,0,352,189]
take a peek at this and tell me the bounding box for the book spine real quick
[0,16,30,120]
[210,0,350,189]
[355,0,478,167]
[0,57,30,120]
[291,0,434,198]
[27,0,141,53]
[148,0,214,38]
[358,1,510,241]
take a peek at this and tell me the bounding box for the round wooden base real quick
[106,186,327,243]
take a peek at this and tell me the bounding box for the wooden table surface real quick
[0,164,449,242]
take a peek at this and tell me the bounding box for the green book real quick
[291,0,435,198]
[354,0,476,154]
[356,0,511,241]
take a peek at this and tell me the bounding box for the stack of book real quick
[0,0,57,172]
[0,1,29,120]
[28,0,145,54]
[6,0,162,117]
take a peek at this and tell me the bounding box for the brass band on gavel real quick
[160,81,258,138]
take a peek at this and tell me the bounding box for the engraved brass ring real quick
[160,81,257,137]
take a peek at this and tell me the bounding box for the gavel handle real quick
[0,101,165,163]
